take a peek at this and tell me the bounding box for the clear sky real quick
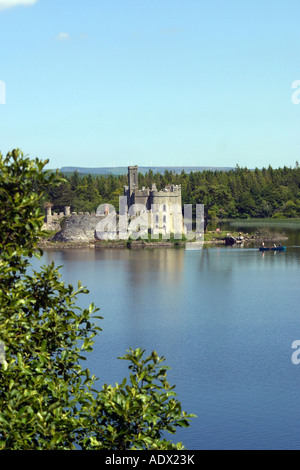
[1,0,300,170]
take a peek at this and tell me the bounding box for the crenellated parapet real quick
[44,204,71,224]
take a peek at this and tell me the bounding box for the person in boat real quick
[273,244,276,247]
[262,242,265,247]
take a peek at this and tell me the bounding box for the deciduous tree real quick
[0,149,194,450]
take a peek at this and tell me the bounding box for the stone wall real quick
[50,213,103,243]
[133,188,151,209]
[46,209,184,243]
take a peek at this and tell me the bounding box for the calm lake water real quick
[32,220,300,450]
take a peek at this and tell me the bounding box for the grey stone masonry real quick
[123,165,182,234]
[51,213,102,243]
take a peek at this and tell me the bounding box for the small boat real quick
[259,246,286,252]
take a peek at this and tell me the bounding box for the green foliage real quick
[79,348,195,450]
[0,149,194,449]
[0,149,62,261]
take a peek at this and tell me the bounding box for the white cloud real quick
[54,32,71,42]
[54,32,88,42]
[0,0,39,10]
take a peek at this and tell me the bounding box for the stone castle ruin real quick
[44,203,70,227]
[44,165,183,243]
[124,165,182,236]
[124,165,182,210]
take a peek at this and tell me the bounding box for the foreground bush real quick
[0,149,194,450]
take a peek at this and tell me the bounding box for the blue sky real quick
[1,0,300,170]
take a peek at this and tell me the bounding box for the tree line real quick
[43,164,300,220]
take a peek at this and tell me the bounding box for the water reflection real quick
[36,240,300,450]
[42,248,186,336]
[43,247,185,284]
[199,247,234,277]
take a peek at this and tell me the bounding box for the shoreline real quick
[37,230,288,250]
[37,239,185,250]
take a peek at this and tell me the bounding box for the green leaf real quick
[48,401,61,413]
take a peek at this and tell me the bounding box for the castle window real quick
[163,204,167,211]
[156,215,159,222]
[163,215,167,223]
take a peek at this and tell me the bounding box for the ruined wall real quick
[133,189,151,210]
[50,213,103,243]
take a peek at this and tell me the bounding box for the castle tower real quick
[128,165,138,194]
[44,202,53,224]
[128,165,138,206]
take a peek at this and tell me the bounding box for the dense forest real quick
[43,164,300,220]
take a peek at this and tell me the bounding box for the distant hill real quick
[59,166,235,176]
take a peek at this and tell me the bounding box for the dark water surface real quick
[32,223,300,449]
